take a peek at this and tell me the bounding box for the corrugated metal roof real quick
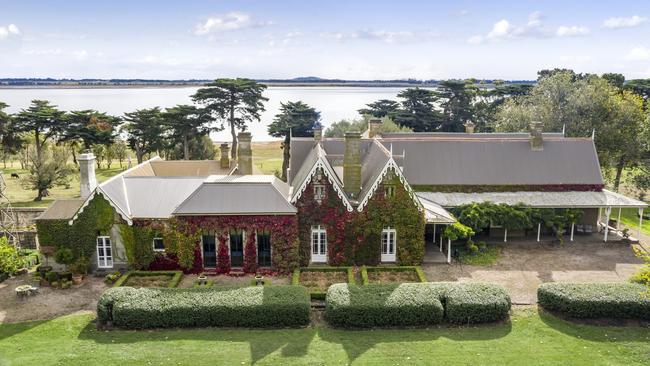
[174,177,296,215]
[379,138,603,186]
[36,199,85,220]
[358,140,391,203]
[416,190,647,208]
[123,177,206,218]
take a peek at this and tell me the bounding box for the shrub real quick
[97,285,310,329]
[325,283,445,327]
[104,271,121,285]
[69,256,91,275]
[54,248,74,269]
[443,283,511,324]
[0,237,22,275]
[325,282,511,327]
[538,282,650,320]
[45,271,58,284]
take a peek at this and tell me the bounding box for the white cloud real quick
[0,24,20,40]
[193,12,271,36]
[625,46,650,61]
[556,25,590,37]
[603,15,647,29]
[323,29,439,44]
[468,12,588,44]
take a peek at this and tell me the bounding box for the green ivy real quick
[119,224,156,270]
[36,195,116,260]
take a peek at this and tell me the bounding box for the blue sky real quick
[1,0,649,80]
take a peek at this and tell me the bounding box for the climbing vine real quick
[243,231,257,273]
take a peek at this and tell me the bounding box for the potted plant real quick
[254,274,264,286]
[70,256,90,285]
[197,273,208,286]
[45,271,58,286]
[54,248,74,282]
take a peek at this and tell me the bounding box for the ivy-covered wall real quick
[36,195,117,260]
[295,167,425,266]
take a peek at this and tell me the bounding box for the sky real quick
[1,0,649,80]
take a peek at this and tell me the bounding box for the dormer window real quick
[314,184,326,203]
[385,185,395,198]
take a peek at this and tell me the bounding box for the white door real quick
[381,228,396,262]
[96,236,113,268]
[311,225,327,263]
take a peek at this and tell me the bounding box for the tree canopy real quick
[123,107,166,163]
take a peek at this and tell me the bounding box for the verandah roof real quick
[415,190,647,209]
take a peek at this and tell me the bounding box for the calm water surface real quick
[0,86,409,141]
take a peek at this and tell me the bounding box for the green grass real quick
[456,244,501,266]
[1,308,649,365]
[252,141,283,175]
[619,208,650,237]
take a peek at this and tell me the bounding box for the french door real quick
[96,236,113,269]
[311,225,327,263]
[230,231,244,268]
[381,228,397,262]
[257,232,272,267]
[202,234,216,268]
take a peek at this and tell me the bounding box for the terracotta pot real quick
[72,275,83,285]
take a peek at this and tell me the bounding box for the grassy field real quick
[0,308,649,365]
[1,142,284,208]
[619,208,650,237]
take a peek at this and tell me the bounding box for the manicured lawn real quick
[619,208,650,236]
[0,308,648,365]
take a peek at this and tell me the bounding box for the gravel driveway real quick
[423,237,644,304]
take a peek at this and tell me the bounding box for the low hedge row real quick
[292,267,356,300]
[97,285,311,329]
[360,266,427,285]
[112,270,183,288]
[538,282,650,320]
[325,282,511,327]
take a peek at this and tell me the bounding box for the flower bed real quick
[292,267,356,300]
[113,271,183,288]
[361,266,427,285]
[97,285,311,329]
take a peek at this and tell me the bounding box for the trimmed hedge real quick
[325,282,511,328]
[360,266,427,285]
[112,270,183,288]
[292,267,356,300]
[444,283,511,324]
[97,285,311,329]
[538,282,650,320]
[326,283,444,327]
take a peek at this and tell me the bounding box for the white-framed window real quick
[96,236,113,268]
[314,184,326,203]
[381,227,396,262]
[152,237,165,252]
[384,185,395,198]
[311,225,327,262]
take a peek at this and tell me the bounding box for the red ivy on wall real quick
[243,230,257,273]
[216,232,230,274]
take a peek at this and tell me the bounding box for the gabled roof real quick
[36,199,85,221]
[173,175,296,215]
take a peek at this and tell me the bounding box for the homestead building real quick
[36,121,647,273]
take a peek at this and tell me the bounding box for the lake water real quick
[0,86,410,141]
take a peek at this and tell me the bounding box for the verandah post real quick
[537,222,541,242]
[617,207,622,230]
[570,222,574,242]
[604,207,611,242]
[639,208,644,241]
[504,228,507,242]
[447,238,451,264]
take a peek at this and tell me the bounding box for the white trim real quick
[357,158,423,212]
[152,237,165,252]
[381,227,397,262]
[69,189,132,226]
[96,236,113,269]
[291,153,354,212]
[310,225,327,263]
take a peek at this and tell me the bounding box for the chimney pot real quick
[237,132,253,175]
[530,121,543,151]
[464,121,475,134]
[220,143,230,169]
[343,131,362,198]
[313,122,323,143]
[78,151,97,198]
[368,119,382,138]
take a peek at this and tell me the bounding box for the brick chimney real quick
[344,131,362,198]
[220,143,230,169]
[313,122,323,143]
[464,121,475,134]
[368,119,382,138]
[78,151,97,198]
[530,121,543,151]
[237,132,253,175]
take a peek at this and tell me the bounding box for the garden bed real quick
[361,266,426,285]
[113,271,183,288]
[292,267,355,300]
[457,244,501,266]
